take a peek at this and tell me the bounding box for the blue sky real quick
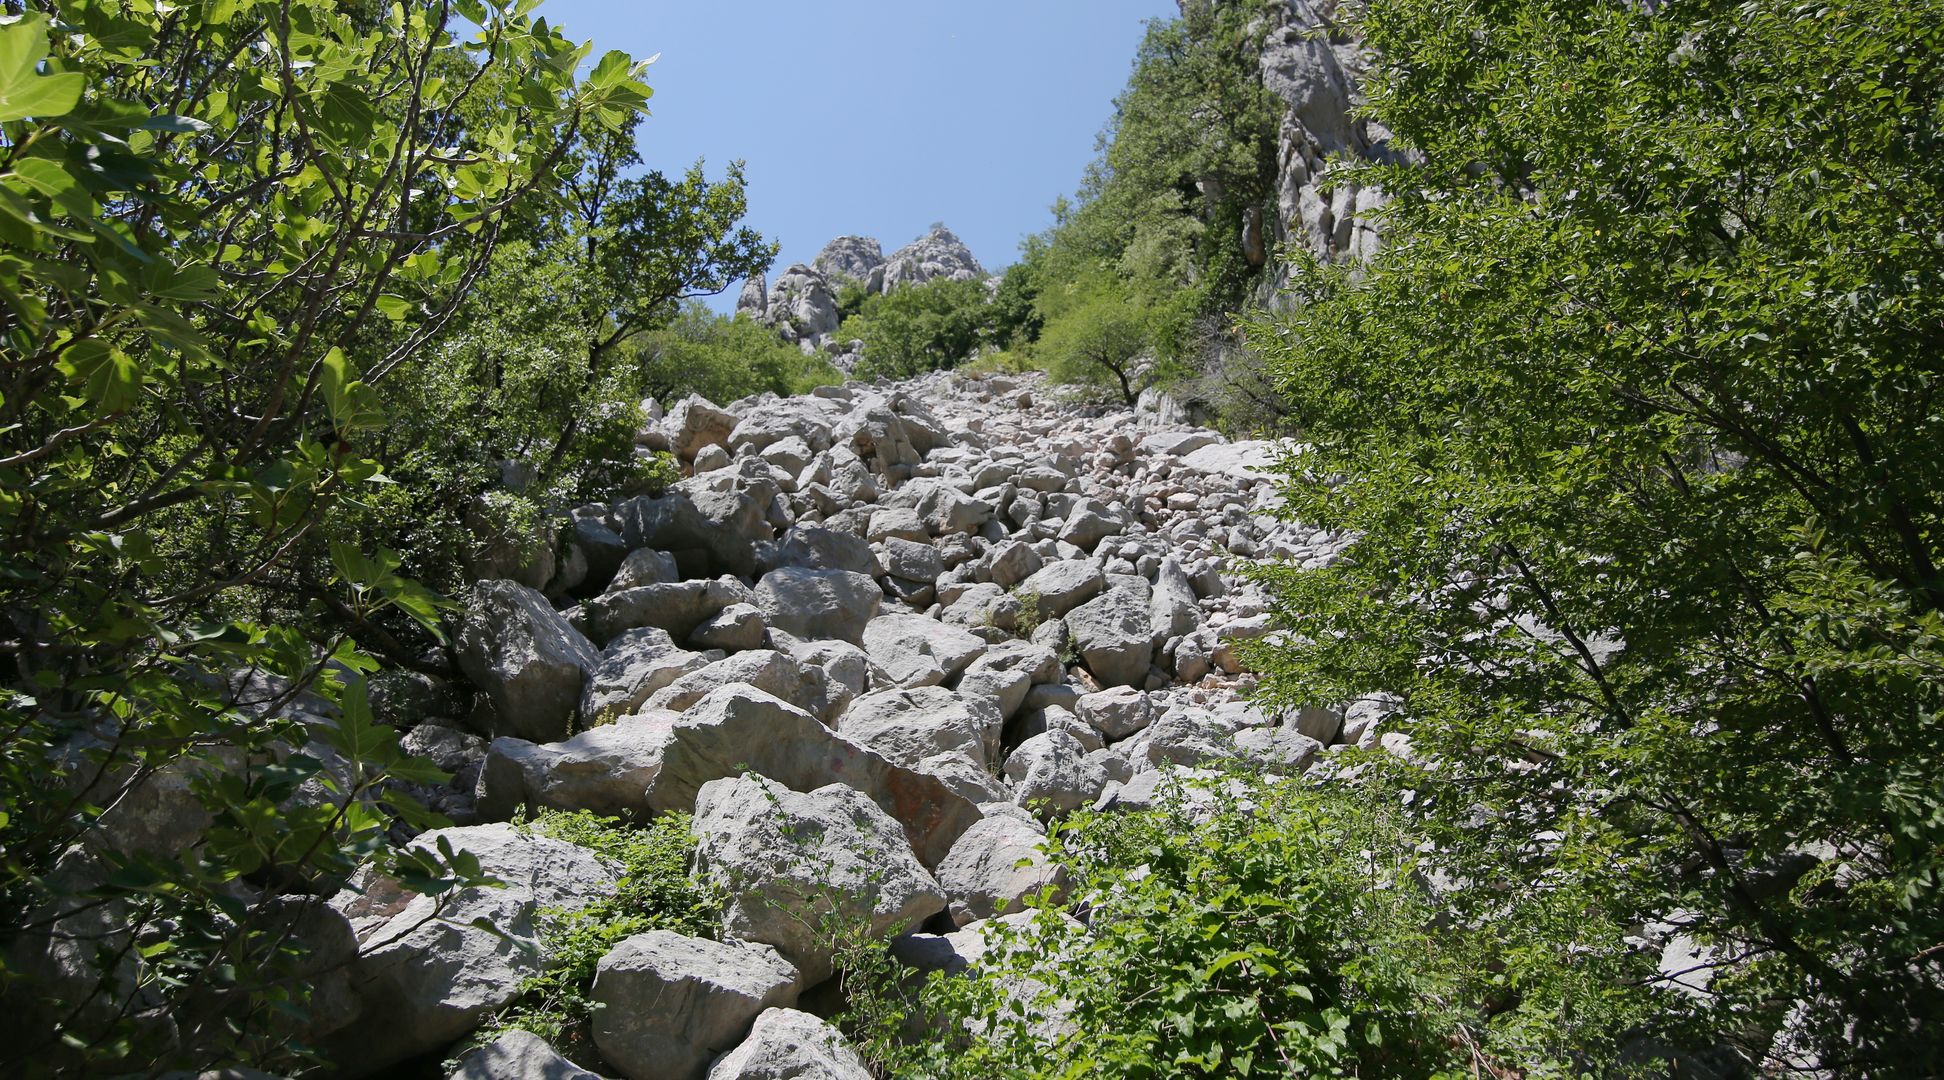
[535,1,1178,311]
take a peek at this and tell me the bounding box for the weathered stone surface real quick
[694,775,946,983]
[447,1029,601,1080]
[477,715,673,821]
[608,547,679,593]
[1017,560,1105,619]
[590,931,798,1080]
[861,615,987,687]
[812,235,887,292]
[937,813,1066,926]
[880,536,944,583]
[668,395,738,461]
[1064,578,1156,689]
[579,627,711,726]
[754,567,881,645]
[613,493,766,578]
[1150,557,1202,642]
[643,686,978,866]
[838,686,1006,804]
[770,526,881,577]
[454,580,599,744]
[327,824,619,1074]
[1077,686,1153,741]
[881,224,986,292]
[763,263,841,348]
[1003,730,1110,820]
[955,641,1059,723]
[642,649,832,719]
[689,602,768,652]
[577,577,753,648]
[705,1008,873,1080]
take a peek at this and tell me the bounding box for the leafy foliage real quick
[459,811,718,1068]
[1251,0,1944,1070]
[636,303,843,405]
[880,774,1677,1078]
[0,2,654,1071]
[1033,274,1154,405]
[844,277,999,381]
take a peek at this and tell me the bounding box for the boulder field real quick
[331,369,1377,1078]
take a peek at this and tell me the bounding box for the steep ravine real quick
[330,369,1376,1078]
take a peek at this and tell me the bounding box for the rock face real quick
[812,235,886,292]
[764,263,841,349]
[693,774,947,983]
[590,930,799,1080]
[454,581,600,743]
[1257,0,1399,279]
[881,224,986,292]
[327,824,620,1074]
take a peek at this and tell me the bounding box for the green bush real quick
[845,277,997,380]
[460,811,718,1068]
[1033,276,1152,405]
[637,303,845,404]
[0,3,658,1071]
[1252,0,1944,1067]
[884,773,1676,1078]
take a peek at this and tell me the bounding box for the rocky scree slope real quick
[329,370,1372,1079]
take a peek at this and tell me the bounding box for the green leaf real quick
[0,15,84,122]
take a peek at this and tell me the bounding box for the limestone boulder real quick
[579,627,712,726]
[1064,577,1156,688]
[576,578,753,647]
[590,931,798,1080]
[937,813,1066,926]
[326,824,620,1074]
[454,581,599,744]
[447,1029,600,1080]
[754,568,880,645]
[705,1008,872,1080]
[693,775,946,983]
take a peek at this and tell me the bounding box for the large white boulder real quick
[590,931,799,1080]
[705,1008,873,1080]
[326,824,620,1074]
[454,580,600,744]
[693,775,947,983]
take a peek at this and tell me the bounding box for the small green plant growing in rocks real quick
[1011,588,1045,639]
[451,811,718,1069]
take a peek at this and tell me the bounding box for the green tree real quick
[635,302,842,405]
[843,276,995,380]
[1034,276,1152,406]
[0,2,650,1071]
[1252,0,1944,1070]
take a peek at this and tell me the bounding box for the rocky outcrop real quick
[1254,0,1402,277]
[812,235,886,292]
[880,224,986,292]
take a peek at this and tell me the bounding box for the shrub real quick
[884,772,1678,1078]
[845,277,997,380]
[459,811,718,1068]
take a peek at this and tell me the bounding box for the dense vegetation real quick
[0,1,780,1072]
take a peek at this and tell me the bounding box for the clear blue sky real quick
[535,1,1178,311]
